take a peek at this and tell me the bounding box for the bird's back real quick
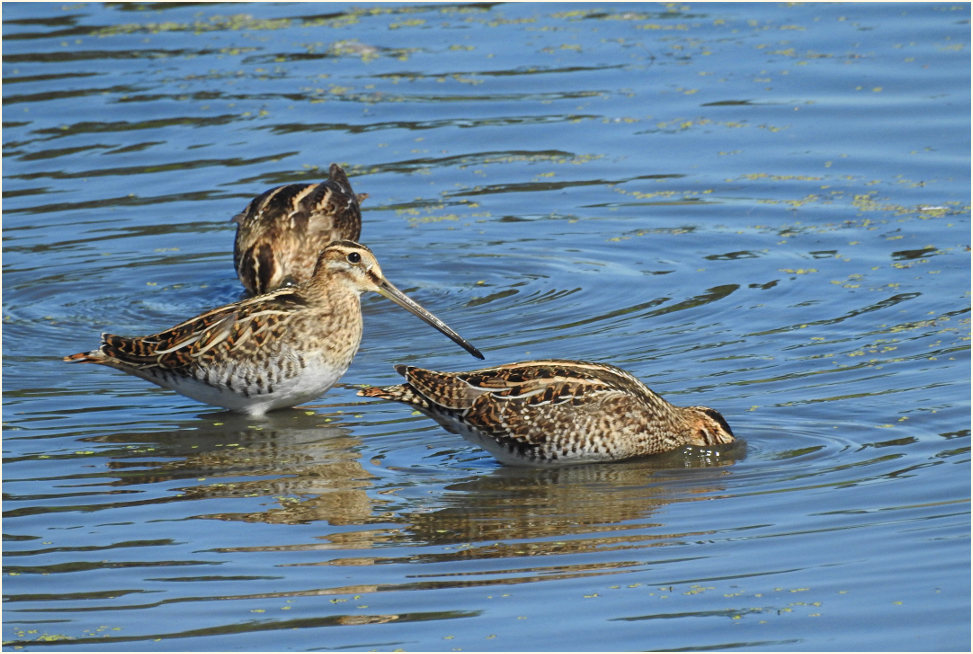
[400,359,656,410]
[233,163,365,295]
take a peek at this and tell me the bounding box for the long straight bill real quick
[376,280,484,360]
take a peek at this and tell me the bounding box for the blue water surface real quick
[3,2,970,651]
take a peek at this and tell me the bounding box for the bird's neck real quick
[304,271,361,305]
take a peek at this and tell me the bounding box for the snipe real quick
[233,163,366,296]
[65,241,483,416]
[359,360,734,466]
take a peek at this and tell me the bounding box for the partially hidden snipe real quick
[359,360,734,466]
[233,163,366,296]
[65,241,483,416]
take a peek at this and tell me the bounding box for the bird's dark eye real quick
[347,251,361,264]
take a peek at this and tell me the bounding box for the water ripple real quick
[3,2,969,651]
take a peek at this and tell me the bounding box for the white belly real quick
[129,351,352,416]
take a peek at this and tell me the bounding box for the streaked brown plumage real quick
[65,241,483,416]
[233,163,367,296]
[359,360,735,466]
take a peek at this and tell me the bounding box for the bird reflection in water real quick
[86,409,379,527]
[83,410,744,573]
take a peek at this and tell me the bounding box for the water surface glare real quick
[2,2,970,651]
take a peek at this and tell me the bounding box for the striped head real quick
[310,240,383,292]
[312,241,483,360]
[685,406,735,446]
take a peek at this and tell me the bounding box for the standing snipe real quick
[233,163,367,296]
[359,360,734,466]
[65,241,483,416]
